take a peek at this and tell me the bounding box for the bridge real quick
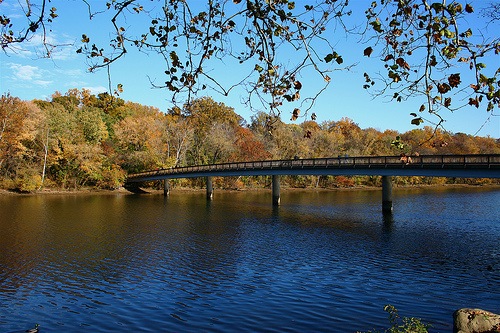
[125,154,500,213]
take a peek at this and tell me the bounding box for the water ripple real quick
[0,189,499,332]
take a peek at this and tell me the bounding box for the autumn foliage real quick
[0,90,498,192]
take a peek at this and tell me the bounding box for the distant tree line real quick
[1,90,499,192]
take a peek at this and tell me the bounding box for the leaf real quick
[370,20,383,33]
[429,55,437,66]
[444,97,451,107]
[396,57,410,70]
[49,7,58,19]
[388,71,401,82]
[411,117,423,126]
[437,83,451,94]
[419,104,425,112]
[448,73,461,88]
[81,34,90,43]
[431,3,444,13]
[383,54,394,62]
[465,4,474,13]
[290,108,300,121]
[324,53,334,63]
[391,136,404,149]
[468,97,480,108]
[364,47,373,57]
[461,28,473,38]
[311,113,317,121]
[294,81,302,90]
[410,113,417,117]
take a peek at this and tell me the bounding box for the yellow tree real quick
[114,108,169,172]
[0,94,45,190]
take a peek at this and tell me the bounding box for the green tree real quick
[77,106,109,144]
[33,91,123,189]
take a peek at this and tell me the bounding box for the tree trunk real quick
[39,127,49,190]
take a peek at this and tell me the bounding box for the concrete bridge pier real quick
[272,175,280,206]
[163,179,170,196]
[206,176,214,200]
[382,176,393,214]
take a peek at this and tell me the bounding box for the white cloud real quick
[57,68,84,77]
[32,79,53,87]
[0,1,23,18]
[82,86,109,95]
[8,63,53,86]
[10,63,40,80]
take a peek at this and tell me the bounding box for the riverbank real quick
[1,183,499,196]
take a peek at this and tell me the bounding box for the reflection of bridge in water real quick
[125,154,500,212]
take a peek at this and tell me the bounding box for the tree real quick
[113,109,169,172]
[77,106,109,144]
[363,1,500,128]
[204,122,237,164]
[0,94,45,190]
[232,126,271,162]
[183,97,242,165]
[326,117,364,155]
[3,1,497,130]
[164,112,193,167]
[264,120,305,159]
[33,91,124,189]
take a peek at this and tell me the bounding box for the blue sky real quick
[1,0,499,138]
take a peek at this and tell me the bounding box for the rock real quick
[454,308,500,333]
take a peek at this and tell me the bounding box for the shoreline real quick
[1,183,499,196]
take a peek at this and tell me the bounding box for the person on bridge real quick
[400,153,412,165]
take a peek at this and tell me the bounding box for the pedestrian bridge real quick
[125,154,500,212]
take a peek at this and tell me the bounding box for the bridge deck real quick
[126,154,500,183]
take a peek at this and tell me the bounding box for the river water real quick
[0,187,499,332]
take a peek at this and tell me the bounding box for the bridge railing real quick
[126,154,500,180]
